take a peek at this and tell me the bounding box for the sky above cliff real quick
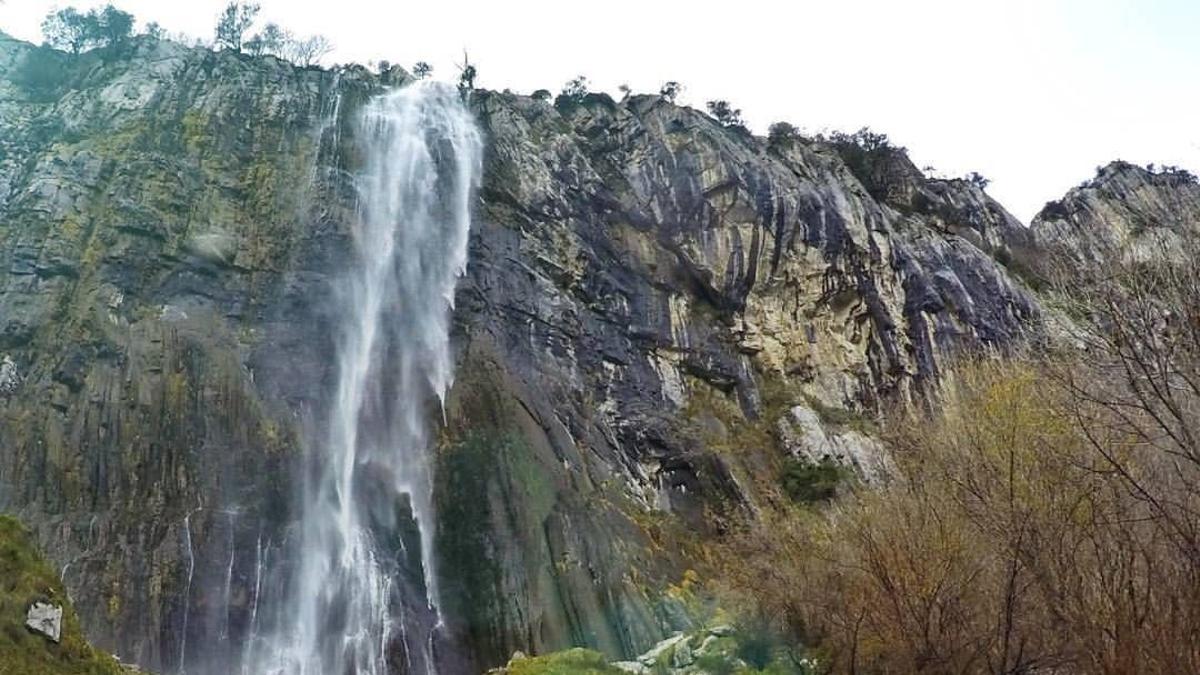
[2,0,1197,223]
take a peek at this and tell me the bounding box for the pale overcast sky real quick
[2,0,1197,222]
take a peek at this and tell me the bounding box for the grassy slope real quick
[501,649,626,675]
[0,515,125,674]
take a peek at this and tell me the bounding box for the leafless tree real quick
[1047,227,1200,559]
[284,34,332,67]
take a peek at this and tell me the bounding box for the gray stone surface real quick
[0,354,18,395]
[1031,162,1200,263]
[25,601,63,643]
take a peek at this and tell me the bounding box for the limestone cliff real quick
[1030,160,1200,265]
[0,33,1057,673]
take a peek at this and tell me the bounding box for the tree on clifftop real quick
[41,7,91,54]
[560,75,589,103]
[41,4,134,54]
[96,5,133,47]
[215,1,260,52]
[768,121,800,148]
[245,22,286,56]
[706,99,744,128]
[457,52,477,100]
[285,34,332,66]
[965,171,991,189]
[660,81,683,103]
[142,21,165,40]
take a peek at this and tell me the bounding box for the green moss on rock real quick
[434,431,521,659]
[500,648,624,675]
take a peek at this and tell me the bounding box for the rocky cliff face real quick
[0,33,354,670]
[438,89,1041,667]
[1030,161,1200,265]
[0,34,1048,673]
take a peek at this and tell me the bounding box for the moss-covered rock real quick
[498,648,624,675]
[435,340,681,671]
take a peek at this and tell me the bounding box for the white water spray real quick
[251,81,481,675]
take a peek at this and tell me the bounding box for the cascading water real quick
[249,81,482,675]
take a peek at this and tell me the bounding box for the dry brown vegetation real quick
[714,234,1200,674]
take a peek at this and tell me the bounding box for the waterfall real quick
[180,510,197,674]
[250,81,482,675]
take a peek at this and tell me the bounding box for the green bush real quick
[779,457,844,504]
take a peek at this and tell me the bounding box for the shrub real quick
[779,457,844,504]
[41,4,133,54]
[824,127,908,201]
[559,75,589,103]
[716,360,1200,675]
[734,631,775,669]
[214,1,259,52]
[706,100,744,128]
[965,170,990,189]
[660,80,683,103]
[457,53,477,98]
[767,121,799,149]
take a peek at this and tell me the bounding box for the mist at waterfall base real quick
[179,82,483,675]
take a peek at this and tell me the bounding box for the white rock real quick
[707,624,735,637]
[0,354,18,395]
[778,405,895,484]
[833,429,896,484]
[637,632,687,666]
[26,601,63,642]
[671,638,694,667]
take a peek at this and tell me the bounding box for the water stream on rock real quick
[249,81,481,675]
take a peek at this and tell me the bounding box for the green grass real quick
[0,516,125,674]
[503,648,626,675]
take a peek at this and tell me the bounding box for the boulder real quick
[25,601,63,643]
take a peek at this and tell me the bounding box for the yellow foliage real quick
[714,360,1200,675]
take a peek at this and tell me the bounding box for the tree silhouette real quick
[660,81,683,103]
[245,22,286,56]
[42,5,133,54]
[560,75,589,103]
[706,100,744,128]
[214,2,260,52]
